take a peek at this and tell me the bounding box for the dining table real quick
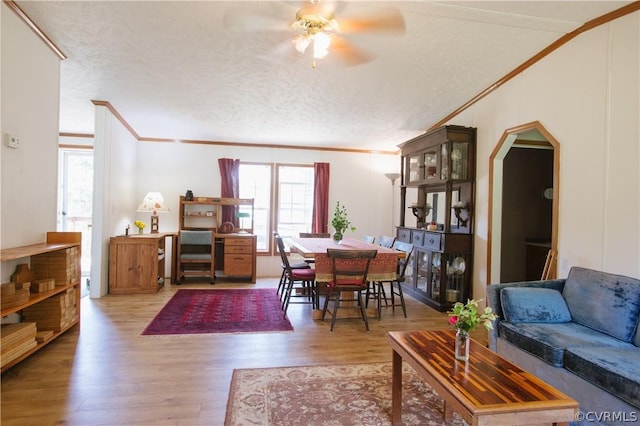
[288,237,402,319]
[287,237,401,283]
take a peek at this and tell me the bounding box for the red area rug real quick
[142,289,293,335]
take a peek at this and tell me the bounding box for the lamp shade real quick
[137,192,169,214]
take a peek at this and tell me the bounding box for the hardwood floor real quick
[1,279,487,425]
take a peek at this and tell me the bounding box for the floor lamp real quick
[385,173,401,235]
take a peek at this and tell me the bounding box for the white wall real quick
[90,105,138,297]
[1,4,60,278]
[450,11,640,300]
[133,141,400,278]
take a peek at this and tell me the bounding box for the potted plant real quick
[331,201,356,244]
[448,299,497,361]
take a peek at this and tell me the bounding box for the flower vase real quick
[138,228,143,235]
[332,231,343,244]
[455,329,470,361]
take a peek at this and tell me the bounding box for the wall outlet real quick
[3,134,20,149]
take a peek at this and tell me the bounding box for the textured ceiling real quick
[15,1,633,151]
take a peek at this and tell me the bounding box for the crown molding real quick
[90,100,399,155]
[3,0,66,60]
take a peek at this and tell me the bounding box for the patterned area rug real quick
[142,289,294,335]
[224,362,467,425]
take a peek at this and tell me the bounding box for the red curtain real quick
[312,162,330,233]
[218,158,240,225]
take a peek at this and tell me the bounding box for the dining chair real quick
[361,235,375,244]
[322,248,378,331]
[367,241,413,319]
[377,235,396,248]
[176,230,215,284]
[273,232,310,300]
[364,235,396,303]
[275,233,317,317]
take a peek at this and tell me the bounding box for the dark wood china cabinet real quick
[397,125,476,311]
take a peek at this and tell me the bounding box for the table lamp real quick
[137,192,169,233]
[236,212,251,233]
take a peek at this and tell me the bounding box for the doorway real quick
[488,121,559,284]
[58,148,93,296]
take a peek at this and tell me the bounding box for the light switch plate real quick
[3,134,20,149]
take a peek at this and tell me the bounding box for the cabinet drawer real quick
[225,245,253,254]
[225,238,252,247]
[224,255,253,276]
[423,232,441,251]
[411,231,424,247]
[396,228,411,243]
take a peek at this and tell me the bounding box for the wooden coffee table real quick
[388,330,578,426]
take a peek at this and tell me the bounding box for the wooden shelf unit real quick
[0,232,81,372]
[179,196,254,232]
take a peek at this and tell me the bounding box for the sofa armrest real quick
[486,278,566,351]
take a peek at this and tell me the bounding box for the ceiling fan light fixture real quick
[294,35,311,54]
[292,4,339,66]
[313,31,331,59]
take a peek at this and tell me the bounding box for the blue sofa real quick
[487,267,640,425]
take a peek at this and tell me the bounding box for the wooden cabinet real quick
[109,234,170,294]
[397,125,476,311]
[222,236,256,282]
[0,232,81,372]
[398,227,472,311]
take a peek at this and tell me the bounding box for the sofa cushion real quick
[563,267,640,343]
[500,287,571,323]
[565,347,640,408]
[498,321,635,367]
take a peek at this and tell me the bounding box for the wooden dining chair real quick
[275,233,317,317]
[322,248,378,331]
[273,232,310,301]
[367,241,413,319]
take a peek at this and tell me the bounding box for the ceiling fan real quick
[290,1,406,68]
[224,1,406,68]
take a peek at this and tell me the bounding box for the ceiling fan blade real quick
[338,9,405,35]
[330,36,374,67]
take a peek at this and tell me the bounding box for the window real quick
[277,165,314,240]
[239,163,272,251]
[239,163,314,253]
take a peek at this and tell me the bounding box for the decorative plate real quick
[452,257,466,274]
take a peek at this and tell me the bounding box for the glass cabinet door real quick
[440,143,448,180]
[451,142,470,180]
[429,252,442,302]
[443,253,468,304]
[407,153,423,184]
[415,249,429,293]
[423,148,438,181]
